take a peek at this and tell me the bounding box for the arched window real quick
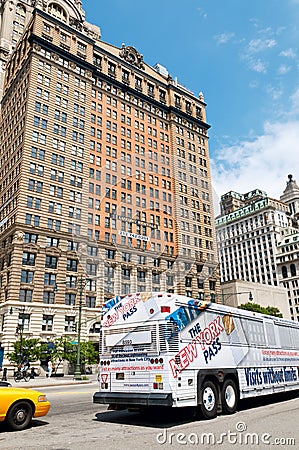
[281,266,288,278]
[290,264,296,277]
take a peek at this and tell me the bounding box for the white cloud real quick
[277,64,291,75]
[241,37,277,73]
[214,32,235,45]
[279,48,296,58]
[211,120,299,207]
[250,59,267,73]
[266,84,283,99]
[247,38,277,53]
[241,56,267,73]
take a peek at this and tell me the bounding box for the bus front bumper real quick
[93,392,173,407]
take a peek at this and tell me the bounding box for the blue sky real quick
[84,0,299,207]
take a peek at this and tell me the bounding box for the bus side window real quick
[264,321,277,347]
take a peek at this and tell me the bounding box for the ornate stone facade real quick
[119,44,145,70]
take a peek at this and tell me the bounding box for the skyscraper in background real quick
[216,176,299,320]
[277,175,299,321]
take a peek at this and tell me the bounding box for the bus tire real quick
[221,379,238,414]
[199,380,218,419]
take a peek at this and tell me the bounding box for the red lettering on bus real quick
[169,315,224,376]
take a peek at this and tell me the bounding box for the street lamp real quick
[73,275,84,380]
[73,272,113,379]
[221,291,253,305]
[58,272,110,380]
[54,277,84,380]
[9,305,26,363]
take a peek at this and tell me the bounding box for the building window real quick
[166,275,174,286]
[121,268,131,280]
[290,264,296,277]
[42,315,53,331]
[174,95,181,108]
[67,240,79,251]
[77,41,86,53]
[122,70,129,84]
[185,277,192,287]
[22,252,36,266]
[87,246,98,256]
[148,83,154,97]
[20,270,34,283]
[66,259,78,271]
[19,290,33,302]
[122,252,131,262]
[65,316,75,332]
[43,291,55,304]
[24,233,38,244]
[44,273,56,286]
[106,249,115,259]
[152,273,160,284]
[65,293,76,306]
[281,266,288,278]
[45,256,58,269]
[121,284,131,295]
[137,270,146,282]
[108,61,116,76]
[46,237,59,247]
[18,313,30,331]
[86,263,97,276]
[86,296,96,308]
[138,255,146,264]
[66,276,77,288]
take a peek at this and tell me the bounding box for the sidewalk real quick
[7,373,98,389]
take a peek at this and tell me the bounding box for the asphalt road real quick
[0,383,298,450]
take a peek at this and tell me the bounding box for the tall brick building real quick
[0,1,218,359]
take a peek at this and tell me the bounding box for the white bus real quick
[93,292,299,418]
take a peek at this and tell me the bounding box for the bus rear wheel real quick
[221,379,238,414]
[199,380,218,419]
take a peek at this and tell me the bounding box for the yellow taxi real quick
[0,382,50,430]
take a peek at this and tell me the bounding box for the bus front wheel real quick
[199,380,218,419]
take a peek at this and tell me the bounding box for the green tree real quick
[44,336,98,372]
[263,305,283,318]
[7,336,98,371]
[7,338,42,364]
[79,341,98,366]
[62,340,98,366]
[46,336,75,373]
[238,302,283,317]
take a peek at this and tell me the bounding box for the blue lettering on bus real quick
[203,337,222,364]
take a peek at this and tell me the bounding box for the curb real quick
[6,377,97,389]
[24,380,94,389]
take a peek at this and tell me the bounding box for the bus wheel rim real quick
[225,385,235,408]
[203,387,215,411]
